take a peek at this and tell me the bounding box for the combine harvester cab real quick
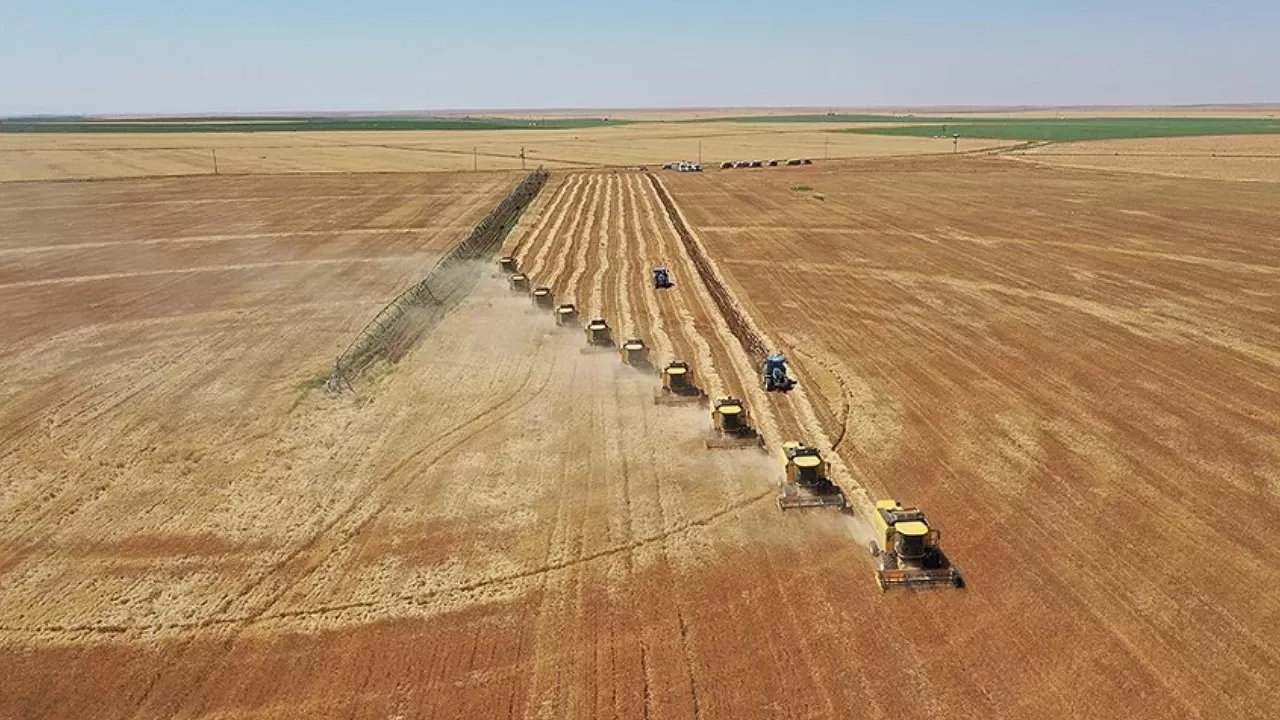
[777,441,846,510]
[653,267,673,289]
[869,500,964,591]
[583,318,613,351]
[531,286,554,310]
[654,361,707,405]
[705,396,764,449]
[620,338,651,369]
[762,353,796,392]
[509,273,530,293]
[498,256,518,275]
[555,303,579,327]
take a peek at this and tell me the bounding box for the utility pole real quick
[211,149,219,175]
[473,147,478,171]
[521,146,526,170]
[698,140,702,164]
[824,136,829,160]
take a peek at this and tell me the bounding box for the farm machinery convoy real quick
[502,258,963,592]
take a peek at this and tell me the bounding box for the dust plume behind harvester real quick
[776,441,846,510]
[705,396,764,449]
[509,273,530,293]
[531,286,554,309]
[654,361,708,405]
[555,303,579,326]
[869,500,964,591]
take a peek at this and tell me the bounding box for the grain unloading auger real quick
[654,361,708,406]
[868,500,964,591]
[776,441,846,510]
[705,396,764,449]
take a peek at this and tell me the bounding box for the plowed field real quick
[3,159,1279,719]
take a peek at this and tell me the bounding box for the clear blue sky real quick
[2,0,1278,115]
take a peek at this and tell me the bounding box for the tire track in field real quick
[154,331,563,716]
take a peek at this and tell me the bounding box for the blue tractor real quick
[762,353,796,392]
[653,267,673,289]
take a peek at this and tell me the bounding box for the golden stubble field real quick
[0,123,1010,181]
[1009,134,1280,182]
[2,150,1280,719]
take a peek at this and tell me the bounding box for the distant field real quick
[0,116,626,133]
[848,117,1280,142]
[1009,134,1280,182]
[0,124,1009,181]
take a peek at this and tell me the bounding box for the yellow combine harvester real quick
[654,361,707,405]
[509,273,530,293]
[776,441,846,510]
[620,338,649,367]
[705,396,763,449]
[498,256,518,274]
[555,303,579,326]
[868,500,964,591]
[584,318,612,348]
[531,286,554,309]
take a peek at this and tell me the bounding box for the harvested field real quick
[1010,134,1280,182]
[0,125,1010,181]
[3,156,1280,719]
[663,156,1280,718]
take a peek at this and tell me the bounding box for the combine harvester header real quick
[869,500,964,590]
[776,442,846,510]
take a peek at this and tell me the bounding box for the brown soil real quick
[3,158,1279,718]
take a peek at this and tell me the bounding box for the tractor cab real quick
[762,353,795,392]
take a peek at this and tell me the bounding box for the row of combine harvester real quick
[498,255,962,591]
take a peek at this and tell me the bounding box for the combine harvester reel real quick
[653,267,673,289]
[555,303,579,327]
[776,441,847,511]
[619,338,651,370]
[869,500,964,591]
[705,396,764,449]
[654,361,708,406]
[762,353,796,392]
[509,273,530,293]
[582,318,613,353]
[531,286,554,310]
